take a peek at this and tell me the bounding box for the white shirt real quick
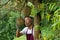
[20,27,34,36]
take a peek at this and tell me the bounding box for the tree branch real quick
[0,0,10,7]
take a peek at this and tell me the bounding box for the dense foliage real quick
[0,0,60,40]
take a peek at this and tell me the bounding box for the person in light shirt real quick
[16,16,34,40]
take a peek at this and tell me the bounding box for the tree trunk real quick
[21,5,31,17]
[34,0,42,8]
[33,0,42,40]
[34,13,41,40]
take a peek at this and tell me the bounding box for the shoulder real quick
[22,27,28,32]
[23,27,28,30]
[20,27,28,34]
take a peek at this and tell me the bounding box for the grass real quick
[13,35,26,40]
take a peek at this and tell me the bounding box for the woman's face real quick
[25,17,32,27]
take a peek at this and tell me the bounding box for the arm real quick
[16,18,24,37]
[16,25,27,37]
[16,24,23,37]
[16,29,23,37]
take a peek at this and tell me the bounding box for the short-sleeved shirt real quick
[20,27,34,36]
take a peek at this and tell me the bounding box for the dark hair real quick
[24,16,33,20]
[24,16,34,24]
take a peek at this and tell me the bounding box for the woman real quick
[16,16,34,40]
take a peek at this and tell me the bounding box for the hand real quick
[16,29,20,37]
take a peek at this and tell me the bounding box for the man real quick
[16,16,34,40]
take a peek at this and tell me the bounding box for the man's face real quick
[25,17,32,27]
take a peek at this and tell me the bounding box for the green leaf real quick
[0,0,9,6]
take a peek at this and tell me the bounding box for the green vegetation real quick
[0,0,60,40]
[14,35,26,40]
